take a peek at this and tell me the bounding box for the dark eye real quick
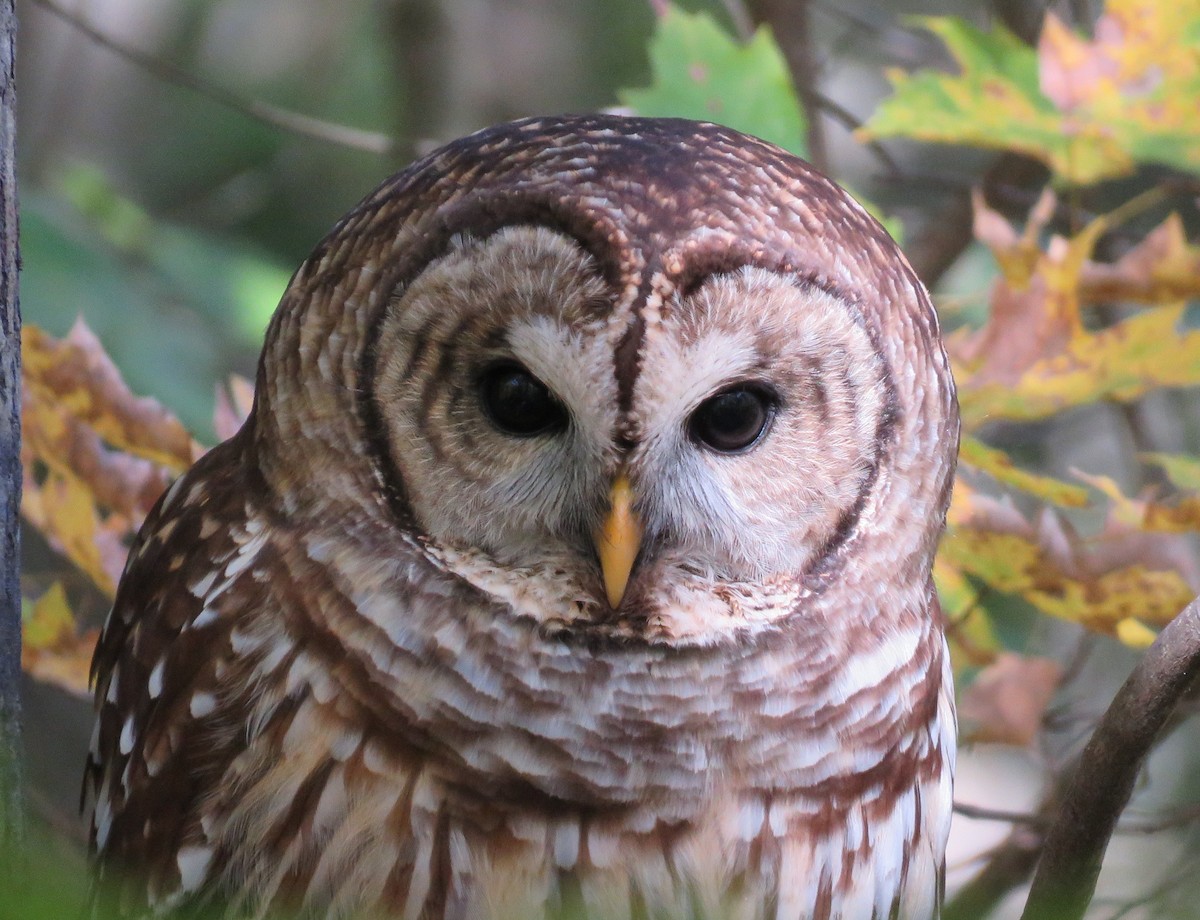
[479,363,568,437]
[689,384,776,453]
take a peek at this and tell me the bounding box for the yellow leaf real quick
[27,470,119,597]
[1080,215,1200,305]
[1077,469,1200,533]
[21,582,74,651]
[953,198,1200,428]
[23,320,198,471]
[959,436,1089,506]
[1038,2,1200,178]
[941,527,1193,639]
[862,3,1200,183]
[21,584,97,699]
[1115,617,1159,648]
[940,487,1196,644]
[23,381,174,522]
[936,556,1000,669]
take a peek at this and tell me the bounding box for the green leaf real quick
[21,172,290,442]
[620,7,808,157]
[619,8,901,240]
[1142,452,1200,492]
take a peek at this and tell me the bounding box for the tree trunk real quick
[0,0,23,850]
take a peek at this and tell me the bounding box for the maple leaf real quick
[19,320,212,698]
[860,0,1200,184]
[1079,214,1200,304]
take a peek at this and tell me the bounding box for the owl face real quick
[369,222,892,630]
[252,113,956,645]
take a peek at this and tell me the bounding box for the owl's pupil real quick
[479,364,568,437]
[690,385,775,453]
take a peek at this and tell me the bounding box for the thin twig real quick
[954,799,1200,837]
[717,0,755,40]
[29,0,399,155]
[1020,594,1200,920]
[1118,803,1200,835]
[954,802,1048,828]
[809,89,902,178]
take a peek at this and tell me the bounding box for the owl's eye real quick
[479,363,568,437]
[690,384,776,453]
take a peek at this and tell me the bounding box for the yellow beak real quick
[596,474,642,609]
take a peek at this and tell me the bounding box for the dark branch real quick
[1020,595,1200,920]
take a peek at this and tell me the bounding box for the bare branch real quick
[1020,595,1200,920]
[29,0,399,156]
[746,0,829,174]
[953,798,1200,838]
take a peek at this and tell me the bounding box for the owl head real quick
[251,114,958,644]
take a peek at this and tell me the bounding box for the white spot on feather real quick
[105,663,120,704]
[161,475,187,512]
[190,693,217,718]
[553,820,580,869]
[148,658,166,699]
[119,716,135,755]
[191,606,219,630]
[223,530,268,578]
[188,569,218,599]
[587,826,619,869]
[176,845,213,892]
[93,772,115,850]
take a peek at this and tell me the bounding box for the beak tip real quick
[597,474,641,611]
[603,575,629,610]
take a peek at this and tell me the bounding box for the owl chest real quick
[194,686,946,920]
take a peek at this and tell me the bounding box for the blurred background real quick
[14,0,1200,917]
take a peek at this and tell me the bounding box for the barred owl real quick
[85,115,959,920]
